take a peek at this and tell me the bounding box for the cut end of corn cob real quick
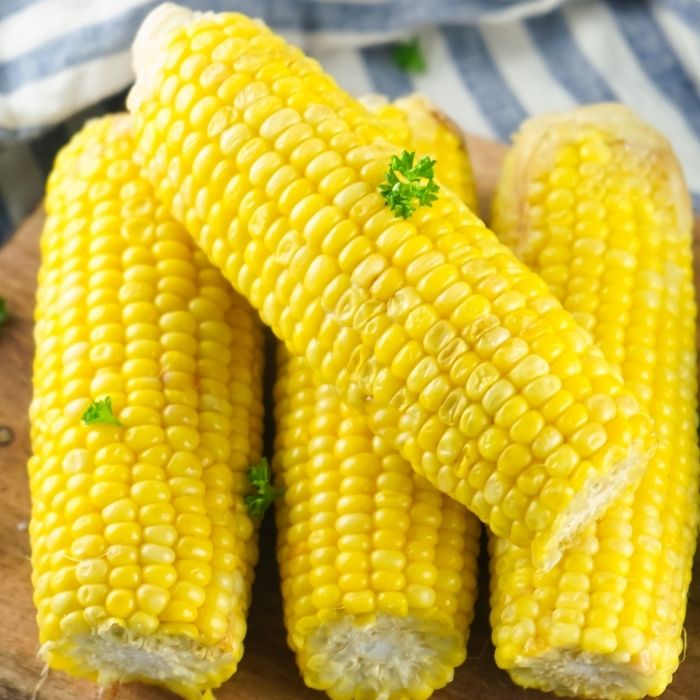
[299,614,467,700]
[508,650,652,700]
[42,627,231,700]
[490,104,698,699]
[30,114,264,700]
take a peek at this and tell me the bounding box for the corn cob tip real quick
[128,3,195,112]
[497,102,693,253]
[360,92,462,152]
[393,93,466,146]
[357,92,390,110]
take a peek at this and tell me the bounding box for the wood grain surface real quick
[0,136,698,700]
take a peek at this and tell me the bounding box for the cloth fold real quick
[0,0,699,242]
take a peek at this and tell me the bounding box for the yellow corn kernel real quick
[29,114,265,700]
[129,5,653,569]
[274,350,480,700]
[490,104,698,700]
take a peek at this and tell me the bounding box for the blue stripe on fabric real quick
[0,2,159,93]
[608,0,700,139]
[663,0,700,25]
[0,0,574,66]
[0,0,563,95]
[526,9,615,103]
[360,45,413,100]
[265,0,554,33]
[0,0,283,94]
[0,0,36,20]
[692,191,700,214]
[0,0,582,95]
[442,25,527,142]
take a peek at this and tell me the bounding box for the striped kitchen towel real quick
[1,0,699,242]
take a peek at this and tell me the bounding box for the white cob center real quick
[42,625,232,690]
[305,614,463,699]
[516,650,651,700]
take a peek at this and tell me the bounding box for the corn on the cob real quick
[29,114,264,700]
[490,104,699,699]
[272,98,481,700]
[274,348,480,700]
[128,3,654,568]
[360,93,479,215]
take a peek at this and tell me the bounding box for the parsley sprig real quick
[245,458,284,517]
[81,397,122,426]
[0,298,8,326]
[393,37,426,73]
[379,150,440,219]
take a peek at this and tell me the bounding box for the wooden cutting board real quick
[0,135,699,700]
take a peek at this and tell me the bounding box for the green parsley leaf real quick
[81,397,122,426]
[392,37,426,73]
[245,458,284,517]
[0,298,8,326]
[379,150,440,219]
